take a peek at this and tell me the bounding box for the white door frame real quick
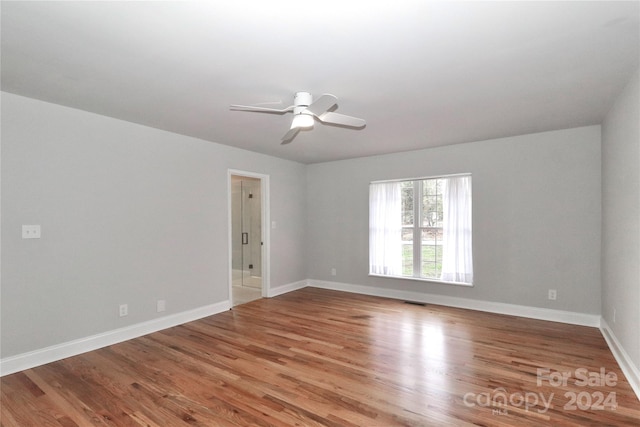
[227,169,270,301]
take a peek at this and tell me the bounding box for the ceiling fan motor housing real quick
[294,91,312,107]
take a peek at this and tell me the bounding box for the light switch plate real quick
[22,225,41,239]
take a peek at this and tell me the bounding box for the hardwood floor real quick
[1,288,639,426]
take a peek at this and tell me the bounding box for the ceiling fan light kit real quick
[230,91,366,144]
[291,113,314,129]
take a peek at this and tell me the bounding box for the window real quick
[369,175,473,285]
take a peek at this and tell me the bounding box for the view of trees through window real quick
[401,179,444,279]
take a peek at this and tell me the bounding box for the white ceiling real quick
[2,1,639,164]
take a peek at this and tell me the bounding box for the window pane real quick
[421,245,442,278]
[422,195,443,228]
[423,179,437,195]
[422,228,438,244]
[434,195,443,228]
[421,229,443,278]
[401,181,415,276]
[402,243,413,276]
[421,246,437,278]
[422,261,437,278]
[422,227,443,243]
[422,195,436,227]
[436,243,443,264]
[401,184,414,226]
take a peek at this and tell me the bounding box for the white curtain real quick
[441,176,473,284]
[369,182,402,276]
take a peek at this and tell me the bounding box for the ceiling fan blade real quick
[317,111,366,128]
[305,94,338,116]
[230,104,294,113]
[281,127,300,144]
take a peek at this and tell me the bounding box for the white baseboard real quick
[0,300,231,377]
[600,319,640,401]
[308,279,601,327]
[267,279,309,298]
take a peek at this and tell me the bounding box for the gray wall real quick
[307,126,602,313]
[3,85,630,365]
[602,68,640,368]
[1,92,307,358]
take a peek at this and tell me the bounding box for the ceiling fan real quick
[230,92,366,144]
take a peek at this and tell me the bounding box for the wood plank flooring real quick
[1,288,639,426]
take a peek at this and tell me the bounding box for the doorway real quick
[230,173,267,306]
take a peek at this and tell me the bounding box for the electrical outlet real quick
[548,289,557,301]
[119,304,128,317]
[331,268,337,276]
[22,225,41,239]
[157,299,166,313]
[613,308,616,324]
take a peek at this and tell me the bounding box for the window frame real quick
[369,173,473,287]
